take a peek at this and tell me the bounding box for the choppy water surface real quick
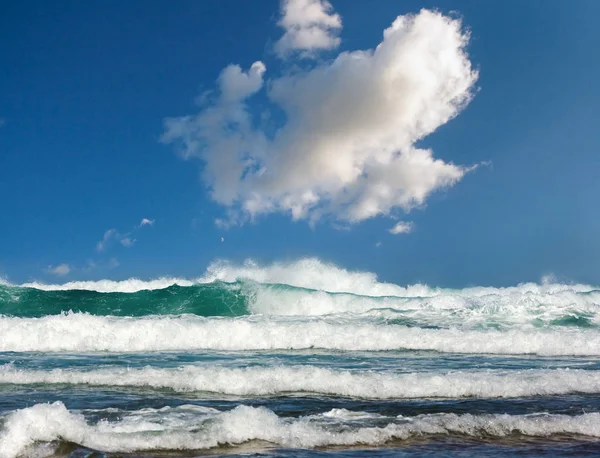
[2,260,600,457]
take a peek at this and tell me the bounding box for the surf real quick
[3,364,600,399]
[3,402,600,458]
[2,313,600,354]
[2,266,600,330]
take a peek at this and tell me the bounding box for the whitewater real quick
[2,259,600,457]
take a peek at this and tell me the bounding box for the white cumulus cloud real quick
[275,0,342,58]
[162,8,478,227]
[389,221,414,235]
[46,264,70,276]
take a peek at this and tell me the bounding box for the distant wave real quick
[0,281,249,318]
[11,258,597,295]
[2,402,600,458]
[1,282,599,332]
[3,364,600,399]
[2,313,600,354]
[1,258,599,365]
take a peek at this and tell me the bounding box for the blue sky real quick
[1,0,599,287]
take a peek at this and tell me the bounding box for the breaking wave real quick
[2,364,600,399]
[1,259,599,357]
[2,402,600,458]
[1,259,598,331]
[1,313,600,354]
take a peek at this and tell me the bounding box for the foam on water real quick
[2,402,600,458]
[1,313,600,354]
[2,364,600,399]
[5,280,600,327]
[3,259,598,456]
[246,286,600,327]
[20,277,194,293]
[16,258,410,295]
[201,258,430,296]
[2,259,599,328]
[16,258,597,297]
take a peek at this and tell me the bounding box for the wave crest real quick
[2,364,600,399]
[1,313,600,355]
[2,402,600,458]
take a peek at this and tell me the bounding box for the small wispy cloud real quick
[45,258,121,277]
[389,221,414,235]
[120,237,135,247]
[96,218,154,252]
[45,264,70,276]
[215,218,228,229]
[215,211,242,230]
[97,229,118,252]
[82,260,97,273]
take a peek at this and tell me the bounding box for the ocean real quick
[1,260,600,457]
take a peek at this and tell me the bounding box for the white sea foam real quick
[17,258,597,298]
[20,277,194,293]
[1,313,600,355]
[11,259,600,327]
[2,402,600,458]
[8,277,600,327]
[202,258,428,296]
[204,258,598,297]
[322,408,385,420]
[243,283,600,324]
[17,258,422,295]
[2,364,600,399]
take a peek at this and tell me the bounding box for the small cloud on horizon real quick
[42,258,122,279]
[45,264,70,276]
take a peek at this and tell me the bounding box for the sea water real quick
[1,259,600,456]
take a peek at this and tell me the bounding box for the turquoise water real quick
[2,276,600,456]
